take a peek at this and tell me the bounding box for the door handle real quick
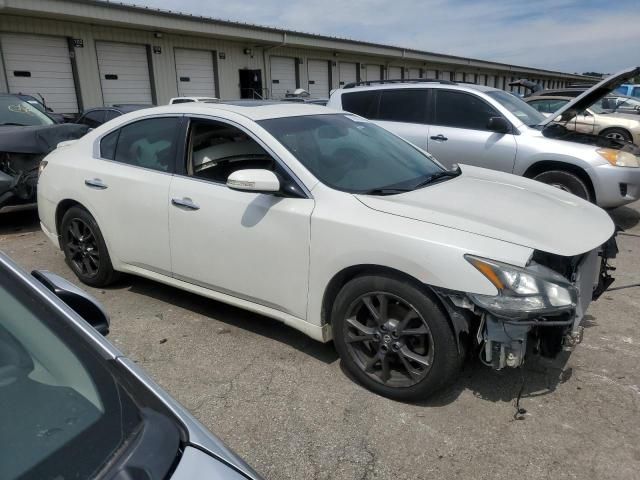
[84,178,108,189]
[430,134,448,141]
[171,197,200,211]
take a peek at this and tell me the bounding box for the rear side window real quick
[341,91,380,119]
[434,90,500,130]
[632,87,640,98]
[104,110,121,122]
[78,110,105,128]
[99,117,180,172]
[378,90,428,123]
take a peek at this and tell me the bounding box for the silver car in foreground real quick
[0,251,262,480]
[327,67,640,208]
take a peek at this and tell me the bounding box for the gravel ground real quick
[1,202,639,480]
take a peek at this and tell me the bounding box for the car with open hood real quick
[327,67,640,208]
[0,250,263,479]
[37,101,617,401]
[0,94,88,213]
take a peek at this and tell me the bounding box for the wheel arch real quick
[599,126,632,141]
[523,160,596,201]
[55,199,85,234]
[320,264,470,354]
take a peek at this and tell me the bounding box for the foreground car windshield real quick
[0,276,141,479]
[486,90,546,126]
[259,114,443,193]
[0,96,55,126]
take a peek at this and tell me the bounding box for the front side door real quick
[168,117,314,319]
[427,89,517,172]
[81,116,180,274]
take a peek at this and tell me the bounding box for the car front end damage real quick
[436,235,618,370]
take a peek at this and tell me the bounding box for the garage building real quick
[0,0,595,114]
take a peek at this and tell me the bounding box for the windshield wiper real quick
[412,166,462,189]
[0,122,29,126]
[359,187,412,196]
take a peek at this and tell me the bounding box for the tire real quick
[532,169,592,202]
[60,206,119,287]
[600,128,632,143]
[331,274,461,401]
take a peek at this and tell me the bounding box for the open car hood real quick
[538,66,640,127]
[355,165,614,257]
[0,124,89,155]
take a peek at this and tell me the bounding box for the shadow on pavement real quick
[609,205,640,231]
[0,210,40,235]
[122,275,339,365]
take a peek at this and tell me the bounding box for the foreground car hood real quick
[356,165,614,257]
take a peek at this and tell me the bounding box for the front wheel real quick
[332,274,461,401]
[533,170,592,202]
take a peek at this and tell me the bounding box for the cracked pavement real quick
[1,201,639,480]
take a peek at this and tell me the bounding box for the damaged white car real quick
[37,101,618,400]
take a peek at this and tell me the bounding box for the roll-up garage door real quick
[270,56,297,99]
[363,64,382,82]
[96,41,152,106]
[0,33,79,113]
[174,48,216,98]
[454,72,464,82]
[408,68,421,80]
[388,66,402,80]
[426,69,437,79]
[339,62,357,87]
[307,59,329,97]
[440,71,452,81]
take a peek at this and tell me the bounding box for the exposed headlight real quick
[38,160,48,177]
[465,255,577,319]
[596,148,640,167]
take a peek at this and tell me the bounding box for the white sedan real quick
[38,102,616,400]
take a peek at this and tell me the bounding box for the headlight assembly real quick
[465,255,577,319]
[596,148,640,167]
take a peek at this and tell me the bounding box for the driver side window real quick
[185,118,276,184]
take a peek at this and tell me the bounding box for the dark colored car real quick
[16,94,68,123]
[76,104,153,128]
[0,250,262,480]
[0,94,88,212]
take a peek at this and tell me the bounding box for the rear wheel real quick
[601,128,632,143]
[60,207,119,287]
[533,169,592,202]
[332,274,461,401]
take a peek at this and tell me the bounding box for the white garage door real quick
[307,59,329,97]
[363,64,382,82]
[0,33,78,113]
[270,56,296,99]
[440,71,452,81]
[388,66,402,80]
[339,62,357,87]
[487,75,496,87]
[96,41,152,106]
[174,48,216,98]
[408,68,421,80]
[426,69,437,79]
[454,72,464,82]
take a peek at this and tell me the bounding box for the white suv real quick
[327,67,640,208]
[38,102,616,400]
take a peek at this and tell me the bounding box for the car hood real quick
[538,66,640,127]
[355,165,614,257]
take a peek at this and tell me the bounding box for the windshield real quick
[486,90,546,126]
[596,96,640,113]
[0,272,141,479]
[0,96,54,126]
[259,114,444,193]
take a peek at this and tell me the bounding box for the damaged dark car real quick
[0,94,88,213]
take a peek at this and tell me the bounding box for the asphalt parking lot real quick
[1,203,639,480]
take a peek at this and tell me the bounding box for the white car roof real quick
[333,81,501,95]
[134,102,340,121]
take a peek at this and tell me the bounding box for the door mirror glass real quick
[31,270,110,335]
[487,116,510,134]
[227,169,280,193]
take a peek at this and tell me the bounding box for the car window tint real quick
[341,91,380,119]
[434,90,500,130]
[100,130,119,160]
[113,117,179,172]
[104,110,121,122]
[78,110,105,128]
[633,87,640,98]
[172,99,195,104]
[186,118,275,183]
[378,90,427,123]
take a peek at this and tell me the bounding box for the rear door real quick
[427,89,517,172]
[96,42,153,105]
[81,115,180,273]
[374,89,430,149]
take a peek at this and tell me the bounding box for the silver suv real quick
[327,67,640,208]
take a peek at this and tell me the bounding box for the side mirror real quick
[487,116,510,134]
[226,169,280,193]
[31,270,110,335]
